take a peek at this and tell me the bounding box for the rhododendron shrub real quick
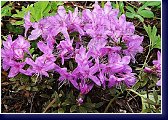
[2,2,144,99]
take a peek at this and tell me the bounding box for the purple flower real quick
[122,35,143,62]
[144,67,153,73]
[107,53,132,73]
[77,97,84,105]
[123,73,136,87]
[104,1,112,14]
[28,18,51,40]
[2,35,13,49]
[1,35,14,61]
[13,35,30,52]
[99,46,121,57]
[2,2,146,96]
[75,46,88,65]
[57,39,74,65]
[8,61,26,78]
[13,48,24,60]
[153,51,161,71]
[24,12,32,37]
[108,75,122,88]
[79,83,94,95]
[156,80,161,86]
[2,35,30,72]
[24,56,56,77]
[12,35,30,59]
[37,41,53,54]
[74,46,102,86]
[67,7,84,35]
[153,51,161,86]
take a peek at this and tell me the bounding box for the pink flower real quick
[8,61,26,78]
[24,12,32,37]
[24,56,56,77]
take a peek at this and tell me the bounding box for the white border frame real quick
[0,0,162,114]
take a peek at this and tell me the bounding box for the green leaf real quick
[144,1,161,7]
[9,74,23,81]
[134,14,144,22]
[11,21,24,25]
[86,97,92,103]
[31,41,37,49]
[40,94,50,98]
[29,48,35,54]
[1,5,12,17]
[142,108,152,113]
[62,99,71,106]
[25,86,31,91]
[50,1,64,11]
[93,110,99,113]
[133,81,141,91]
[46,85,52,89]
[141,93,161,112]
[101,1,105,8]
[58,108,64,113]
[140,1,146,4]
[56,1,64,6]
[138,10,154,18]
[33,1,50,21]
[79,106,87,113]
[152,26,157,39]
[20,75,30,83]
[111,2,116,9]
[31,86,39,91]
[31,75,38,83]
[9,77,17,81]
[126,6,135,13]
[18,86,26,91]
[115,1,119,9]
[35,1,49,12]
[125,12,135,18]
[153,35,161,49]
[140,73,148,87]
[153,90,158,103]
[95,102,104,108]
[70,105,77,113]
[144,25,152,36]
[145,98,156,105]
[12,5,33,18]
[50,1,58,11]
[65,6,74,12]
[144,25,161,49]
[119,1,124,14]
[6,23,23,34]
[43,4,51,17]
[1,1,7,7]
[84,103,95,108]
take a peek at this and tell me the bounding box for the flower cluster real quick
[2,2,144,95]
[1,35,30,77]
[144,51,161,86]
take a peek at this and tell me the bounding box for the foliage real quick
[43,90,104,113]
[144,25,161,49]
[1,2,12,17]
[126,1,161,22]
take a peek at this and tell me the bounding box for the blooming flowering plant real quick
[2,1,142,94]
[1,1,161,113]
